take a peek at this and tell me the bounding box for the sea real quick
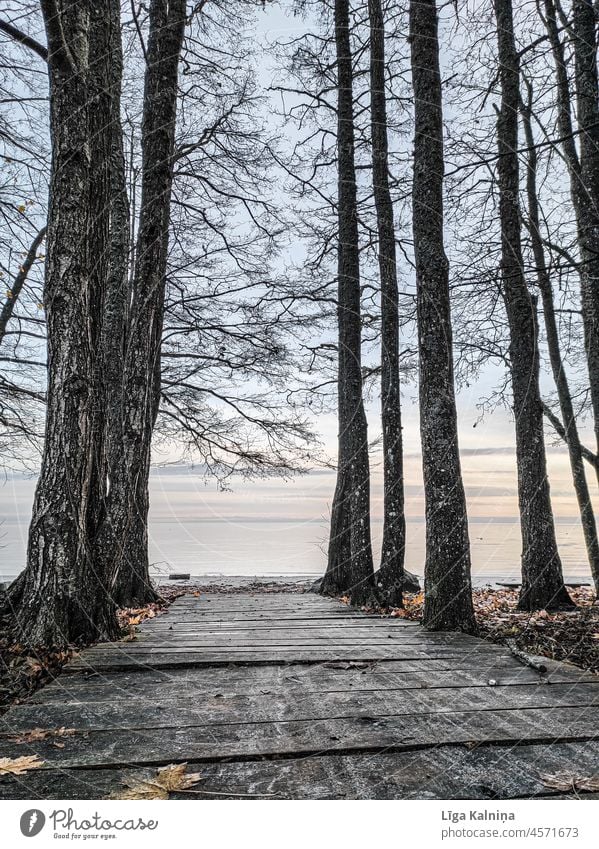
[0,466,593,588]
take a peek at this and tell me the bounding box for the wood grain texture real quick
[1,592,598,799]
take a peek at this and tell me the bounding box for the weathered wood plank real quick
[2,591,596,800]
[1,704,598,769]
[3,682,599,735]
[66,647,508,674]
[32,658,575,704]
[1,740,598,800]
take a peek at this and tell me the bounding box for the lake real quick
[0,465,593,587]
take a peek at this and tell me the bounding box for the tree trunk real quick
[110,0,186,606]
[493,0,573,611]
[520,83,599,593]
[571,0,599,467]
[91,0,135,602]
[7,0,118,646]
[409,0,476,633]
[321,0,377,606]
[368,0,405,607]
[542,0,599,481]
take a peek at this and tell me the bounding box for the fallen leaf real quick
[10,727,76,744]
[0,755,44,775]
[540,772,599,793]
[114,763,202,800]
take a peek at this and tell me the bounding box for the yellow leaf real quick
[5,289,12,299]
[0,755,44,775]
[114,763,202,800]
[17,204,26,214]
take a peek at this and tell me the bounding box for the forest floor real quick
[1,582,597,716]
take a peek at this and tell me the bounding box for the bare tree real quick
[368,0,405,606]
[493,0,573,611]
[107,0,186,605]
[7,0,119,645]
[540,0,599,476]
[520,78,599,592]
[410,0,476,632]
[321,0,376,605]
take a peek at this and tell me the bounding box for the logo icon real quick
[20,810,46,837]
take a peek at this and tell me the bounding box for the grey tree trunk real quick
[520,85,599,593]
[493,0,573,611]
[91,0,133,601]
[368,0,405,607]
[571,0,599,467]
[110,0,186,606]
[542,0,599,479]
[321,0,377,606]
[8,0,119,646]
[410,0,476,633]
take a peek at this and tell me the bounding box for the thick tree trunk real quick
[494,0,573,611]
[321,0,377,606]
[410,0,476,633]
[110,0,186,606]
[521,86,599,592]
[91,0,135,603]
[368,0,405,607]
[7,0,118,646]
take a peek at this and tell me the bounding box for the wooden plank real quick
[66,648,507,674]
[1,740,598,800]
[133,627,463,641]
[32,657,572,704]
[3,682,599,735]
[0,704,598,769]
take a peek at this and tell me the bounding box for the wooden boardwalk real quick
[1,592,599,799]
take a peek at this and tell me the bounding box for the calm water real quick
[0,468,593,586]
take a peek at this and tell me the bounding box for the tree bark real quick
[520,83,599,593]
[542,0,599,481]
[571,0,599,467]
[368,0,405,607]
[109,0,186,606]
[493,0,573,611]
[410,0,476,633]
[7,0,119,646]
[91,0,134,602]
[321,0,377,606]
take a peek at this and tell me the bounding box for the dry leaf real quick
[10,727,76,744]
[540,772,599,792]
[114,763,202,800]
[0,755,44,775]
